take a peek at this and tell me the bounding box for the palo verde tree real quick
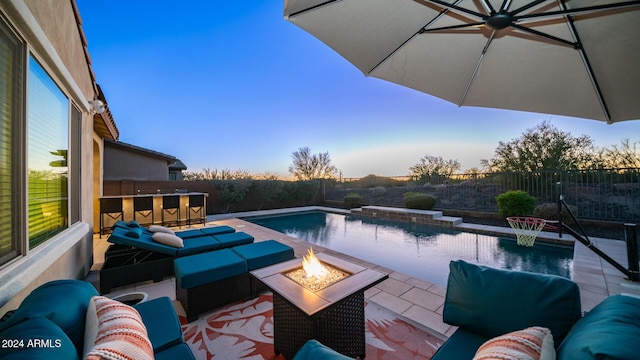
[409,155,461,178]
[289,147,338,180]
[481,121,598,172]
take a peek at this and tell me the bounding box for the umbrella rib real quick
[510,0,548,16]
[511,24,576,48]
[516,1,640,21]
[460,32,496,106]
[368,0,474,75]
[424,0,487,20]
[285,0,341,18]
[480,0,497,15]
[419,22,486,33]
[559,4,613,123]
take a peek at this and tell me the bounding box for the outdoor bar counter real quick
[99,192,207,234]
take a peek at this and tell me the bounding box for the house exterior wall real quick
[104,144,171,181]
[0,0,97,311]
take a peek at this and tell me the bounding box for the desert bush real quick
[403,192,436,210]
[496,190,536,217]
[534,202,578,224]
[344,193,364,209]
[370,186,386,197]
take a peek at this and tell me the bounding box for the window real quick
[27,57,69,248]
[0,18,24,264]
[0,15,82,267]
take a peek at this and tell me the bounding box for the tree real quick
[481,121,597,172]
[409,155,461,178]
[183,168,253,181]
[289,147,338,180]
[597,139,640,168]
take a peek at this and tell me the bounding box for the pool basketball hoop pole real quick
[556,182,639,282]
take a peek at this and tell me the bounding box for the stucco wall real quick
[0,1,96,310]
[104,145,171,181]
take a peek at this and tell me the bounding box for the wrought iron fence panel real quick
[326,168,639,222]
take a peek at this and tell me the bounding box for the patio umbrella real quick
[284,0,640,124]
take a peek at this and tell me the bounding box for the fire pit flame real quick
[284,248,351,292]
[302,248,327,278]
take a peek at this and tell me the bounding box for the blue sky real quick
[77,1,639,178]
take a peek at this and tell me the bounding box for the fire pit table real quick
[250,251,388,359]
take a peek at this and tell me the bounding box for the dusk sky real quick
[76,1,639,178]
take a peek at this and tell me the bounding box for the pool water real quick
[247,211,573,286]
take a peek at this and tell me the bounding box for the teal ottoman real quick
[174,249,249,322]
[232,240,295,297]
[232,240,294,270]
[213,231,254,248]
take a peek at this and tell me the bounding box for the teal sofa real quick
[0,280,194,360]
[432,260,640,359]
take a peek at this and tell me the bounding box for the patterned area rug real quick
[175,293,443,360]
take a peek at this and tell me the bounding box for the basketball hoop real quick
[506,217,546,247]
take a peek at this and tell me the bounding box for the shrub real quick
[534,202,578,224]
[496,190,536,217]
[371,186,386,196]
[403,193,436,210]
[344,193,363,209]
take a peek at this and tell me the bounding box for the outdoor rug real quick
[174,293,443,360]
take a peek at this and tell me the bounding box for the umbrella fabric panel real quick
[285,0,640,123]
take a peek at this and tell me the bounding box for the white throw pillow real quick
[473,326,555,360]
[84,296,154,360]
[148,224,175,235]
[151,231,184,248]
[83,296,99,358]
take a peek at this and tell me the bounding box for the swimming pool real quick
[246,211,573,286]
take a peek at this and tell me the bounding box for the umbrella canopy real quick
[284,0,640,124]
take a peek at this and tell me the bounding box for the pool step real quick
[354,206,462,228]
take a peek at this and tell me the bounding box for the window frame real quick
[0,13,82,266]
[0,15,26,265]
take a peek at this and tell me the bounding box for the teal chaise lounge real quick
[101,221,253,293]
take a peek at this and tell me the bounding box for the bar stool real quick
[187,194,205,226]
[161,194,181,227]
[133,196,154,226]
[100,198,124,236]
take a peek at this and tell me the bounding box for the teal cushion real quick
[431,328,489,360]
[128,220,141,228]
[135,297,183,352]
[292,340,352,360]
[0,317,79,360]
[175,229,206,239]
[125,227,143,238]
[199,225,235,236]
[112,220,129,229]
[443,260,581,345]
[174,235,221,256]
[213,232,254,248]
[155,343,196,360]
[232,240,294,270]
[174,249,247,288]
[0,280,97,356]
[557,294,640,359]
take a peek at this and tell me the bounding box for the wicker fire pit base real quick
[273,291,366,359]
